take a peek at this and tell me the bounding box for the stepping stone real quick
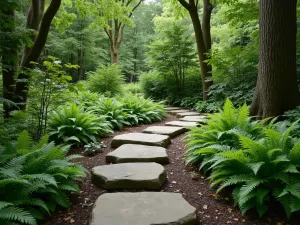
[106,144,169,164]
[165,106,181,111]
[91,163,167,190]
[176,112,201,118]
[168,109,191,115]
[91,192,197,225]
[143,126,186,138]
[180,115,208,124]
[165,121,199,129]
[111,133,171,148]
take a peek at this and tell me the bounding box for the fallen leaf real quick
[203,205,208,210]
[64,217,71,221]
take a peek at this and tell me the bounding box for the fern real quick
[0,132,87,224]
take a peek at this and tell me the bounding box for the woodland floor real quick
[41,115,300,225]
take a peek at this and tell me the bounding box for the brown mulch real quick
[41,115,300,225]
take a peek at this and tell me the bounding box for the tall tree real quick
[250,0,300,118]
[104,0,143,64]
[14,0,62,110]
[0,3,18,117]
[176,0,213,100]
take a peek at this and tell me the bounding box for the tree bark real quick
[14,0,62,110]
[178,0,213,100]
[1,9,17,116]
[250,0,300,119]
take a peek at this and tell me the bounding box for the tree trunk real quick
[250,0,300,119]
[1,9,17,117]
[14,0,62,110]
[188,7,211,100]
[112,49,119,64]
[21,0,45,66]
[202,0,213,84]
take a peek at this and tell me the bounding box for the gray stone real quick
[165,121,199,129]
[106,144,169,164]
[91,192,197,225]
[176,112,202,118]
[165,106,182,111]
[143,126,186,138]
[111,133,171,148]
[91,163,167,190]
[168,109,191,115]
[180,115,208,124]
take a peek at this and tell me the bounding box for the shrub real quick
[118,94,166,125]
[123,83,143,94]
[185,99,265,170]
[140,71,166,100]
[0,131,86,225]
[196,101,218,113]
[48,103,112,145]
[86,64,125,96]
[209,125,300,218]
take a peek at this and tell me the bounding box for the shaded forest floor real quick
[42,115,300,225]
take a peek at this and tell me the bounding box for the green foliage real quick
[93,97,130,130]
[123,83,142,94]
[196,101,218,113]
[185,99,264,170]
[28,56,78,140]
[0,111,31,145]
[146,19,200,102]
[140,70,167,100]
[48,103,112,145]
[118,94,166,125]
[0,131,86,224]
[209,125,300,218]
[86,64,125,96]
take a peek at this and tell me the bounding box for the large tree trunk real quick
[14,0,62,110]
[250,0,300,118]
[21,0,45,66]
[1,9,17,117]
[188,6,211,100]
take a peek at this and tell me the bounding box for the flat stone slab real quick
[91,192,197,225]
[165,121,199,129]
[180,115,208,124]
[143,126,186,138]
[111,133,171,148]
[176,112,202,118]
[106,144,169,164]
[91,163,167,190]
[168,109,191,115]
[165,106,182,111]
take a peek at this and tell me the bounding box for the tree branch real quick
[178,0,191,10]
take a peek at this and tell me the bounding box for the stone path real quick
[106,144,169,164]
[143,125,186,138]
[90,106,205,225]
[180,115,208,124]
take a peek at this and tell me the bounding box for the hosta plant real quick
[0,131,86,225]
[48,103,112,145]
[209,124,300,218]
[185,99,265,171]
